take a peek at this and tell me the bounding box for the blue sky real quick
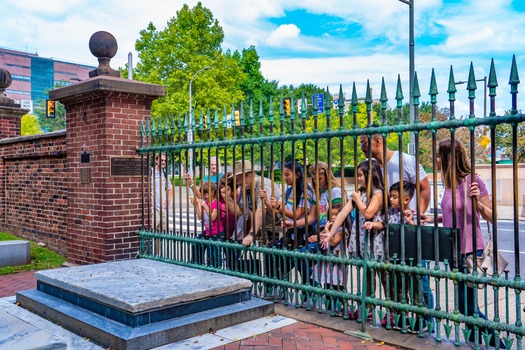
[2,0,525,116]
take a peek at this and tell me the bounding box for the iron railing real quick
[138,57,525,350]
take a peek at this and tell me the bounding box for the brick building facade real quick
[0,47,94,113]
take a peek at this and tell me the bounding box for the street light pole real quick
[188,66,212,174]
[398,0,416,155]
[455,76,487,118]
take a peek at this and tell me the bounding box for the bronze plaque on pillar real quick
[110,156,146,177]
[80,168,91,183]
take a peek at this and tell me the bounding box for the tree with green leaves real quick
[33,98,66,132]
[495,110,525,162]
[21,114,42,136]
[133,2,245,119]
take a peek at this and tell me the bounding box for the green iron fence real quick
[138,57,525,349]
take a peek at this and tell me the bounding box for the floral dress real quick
[347,189,384,260]
[312,226,345,286]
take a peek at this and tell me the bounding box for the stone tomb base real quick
[17,259,273,350]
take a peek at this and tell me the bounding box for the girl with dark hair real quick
[271,161,315,248]
[269,161,315,286]
[348,159,384,260]
[322,159,385,257]
[321,159,385,320]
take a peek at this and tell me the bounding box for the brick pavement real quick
[210,322,397,350]
[0,270,36,297]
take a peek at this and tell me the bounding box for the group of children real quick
[186,158,430,324]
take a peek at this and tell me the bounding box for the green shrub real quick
[256,169,282,183]
[333,166,355,178]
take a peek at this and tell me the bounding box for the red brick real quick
[240,339,268,346]
[337,342,356,350]
[321,336,339,345]
[268,336,283,346]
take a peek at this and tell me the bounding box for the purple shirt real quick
[441,174,487,254]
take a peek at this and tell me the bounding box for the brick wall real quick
[0,75,164,265]
[0,131,68,255]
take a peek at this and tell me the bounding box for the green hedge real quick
[256,169,282,183]
[332,166,355,178]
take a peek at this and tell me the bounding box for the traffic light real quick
[283,98,291,117]
[234,109,240,126]
[46,100,55,118]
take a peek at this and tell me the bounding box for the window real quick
[11,74,31,82]
[6,89,30,95]
[6,63,30,69]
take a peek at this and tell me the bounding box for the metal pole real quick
[455,77,487,117]
[409,0,415,154]
[127,52,133,80]
[188,66,212,174]
[483,75,487,118]
[398,0,415,154]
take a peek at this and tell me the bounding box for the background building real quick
[0,47,95,113]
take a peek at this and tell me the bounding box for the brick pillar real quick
[50,76,165,264]
[0,102,24,138]
[0,68,24,138]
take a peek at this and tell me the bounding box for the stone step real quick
[0,306,67,350]
[18,289,273,350]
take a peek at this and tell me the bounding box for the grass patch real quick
[0,232,67,276]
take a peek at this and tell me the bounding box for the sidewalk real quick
[210,322,392,350]
[0,270,399,350]
[0,270,36,298]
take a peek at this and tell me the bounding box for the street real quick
[487,219,525,277]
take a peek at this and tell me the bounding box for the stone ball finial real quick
[0,68,17,106]
[88,31,120,78]
[0,68,12,91]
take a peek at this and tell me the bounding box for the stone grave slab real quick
[17,259,273,350]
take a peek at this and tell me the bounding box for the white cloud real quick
[266,24,301,46]
[0,0,522,117]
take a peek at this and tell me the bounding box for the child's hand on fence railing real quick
[242,233,253,246]
[320,226,333,250]
[403,209,415,225]
[283,220,294,229]
[184,172,194,187]
[362,221,374,231]
[469,182,481,201]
